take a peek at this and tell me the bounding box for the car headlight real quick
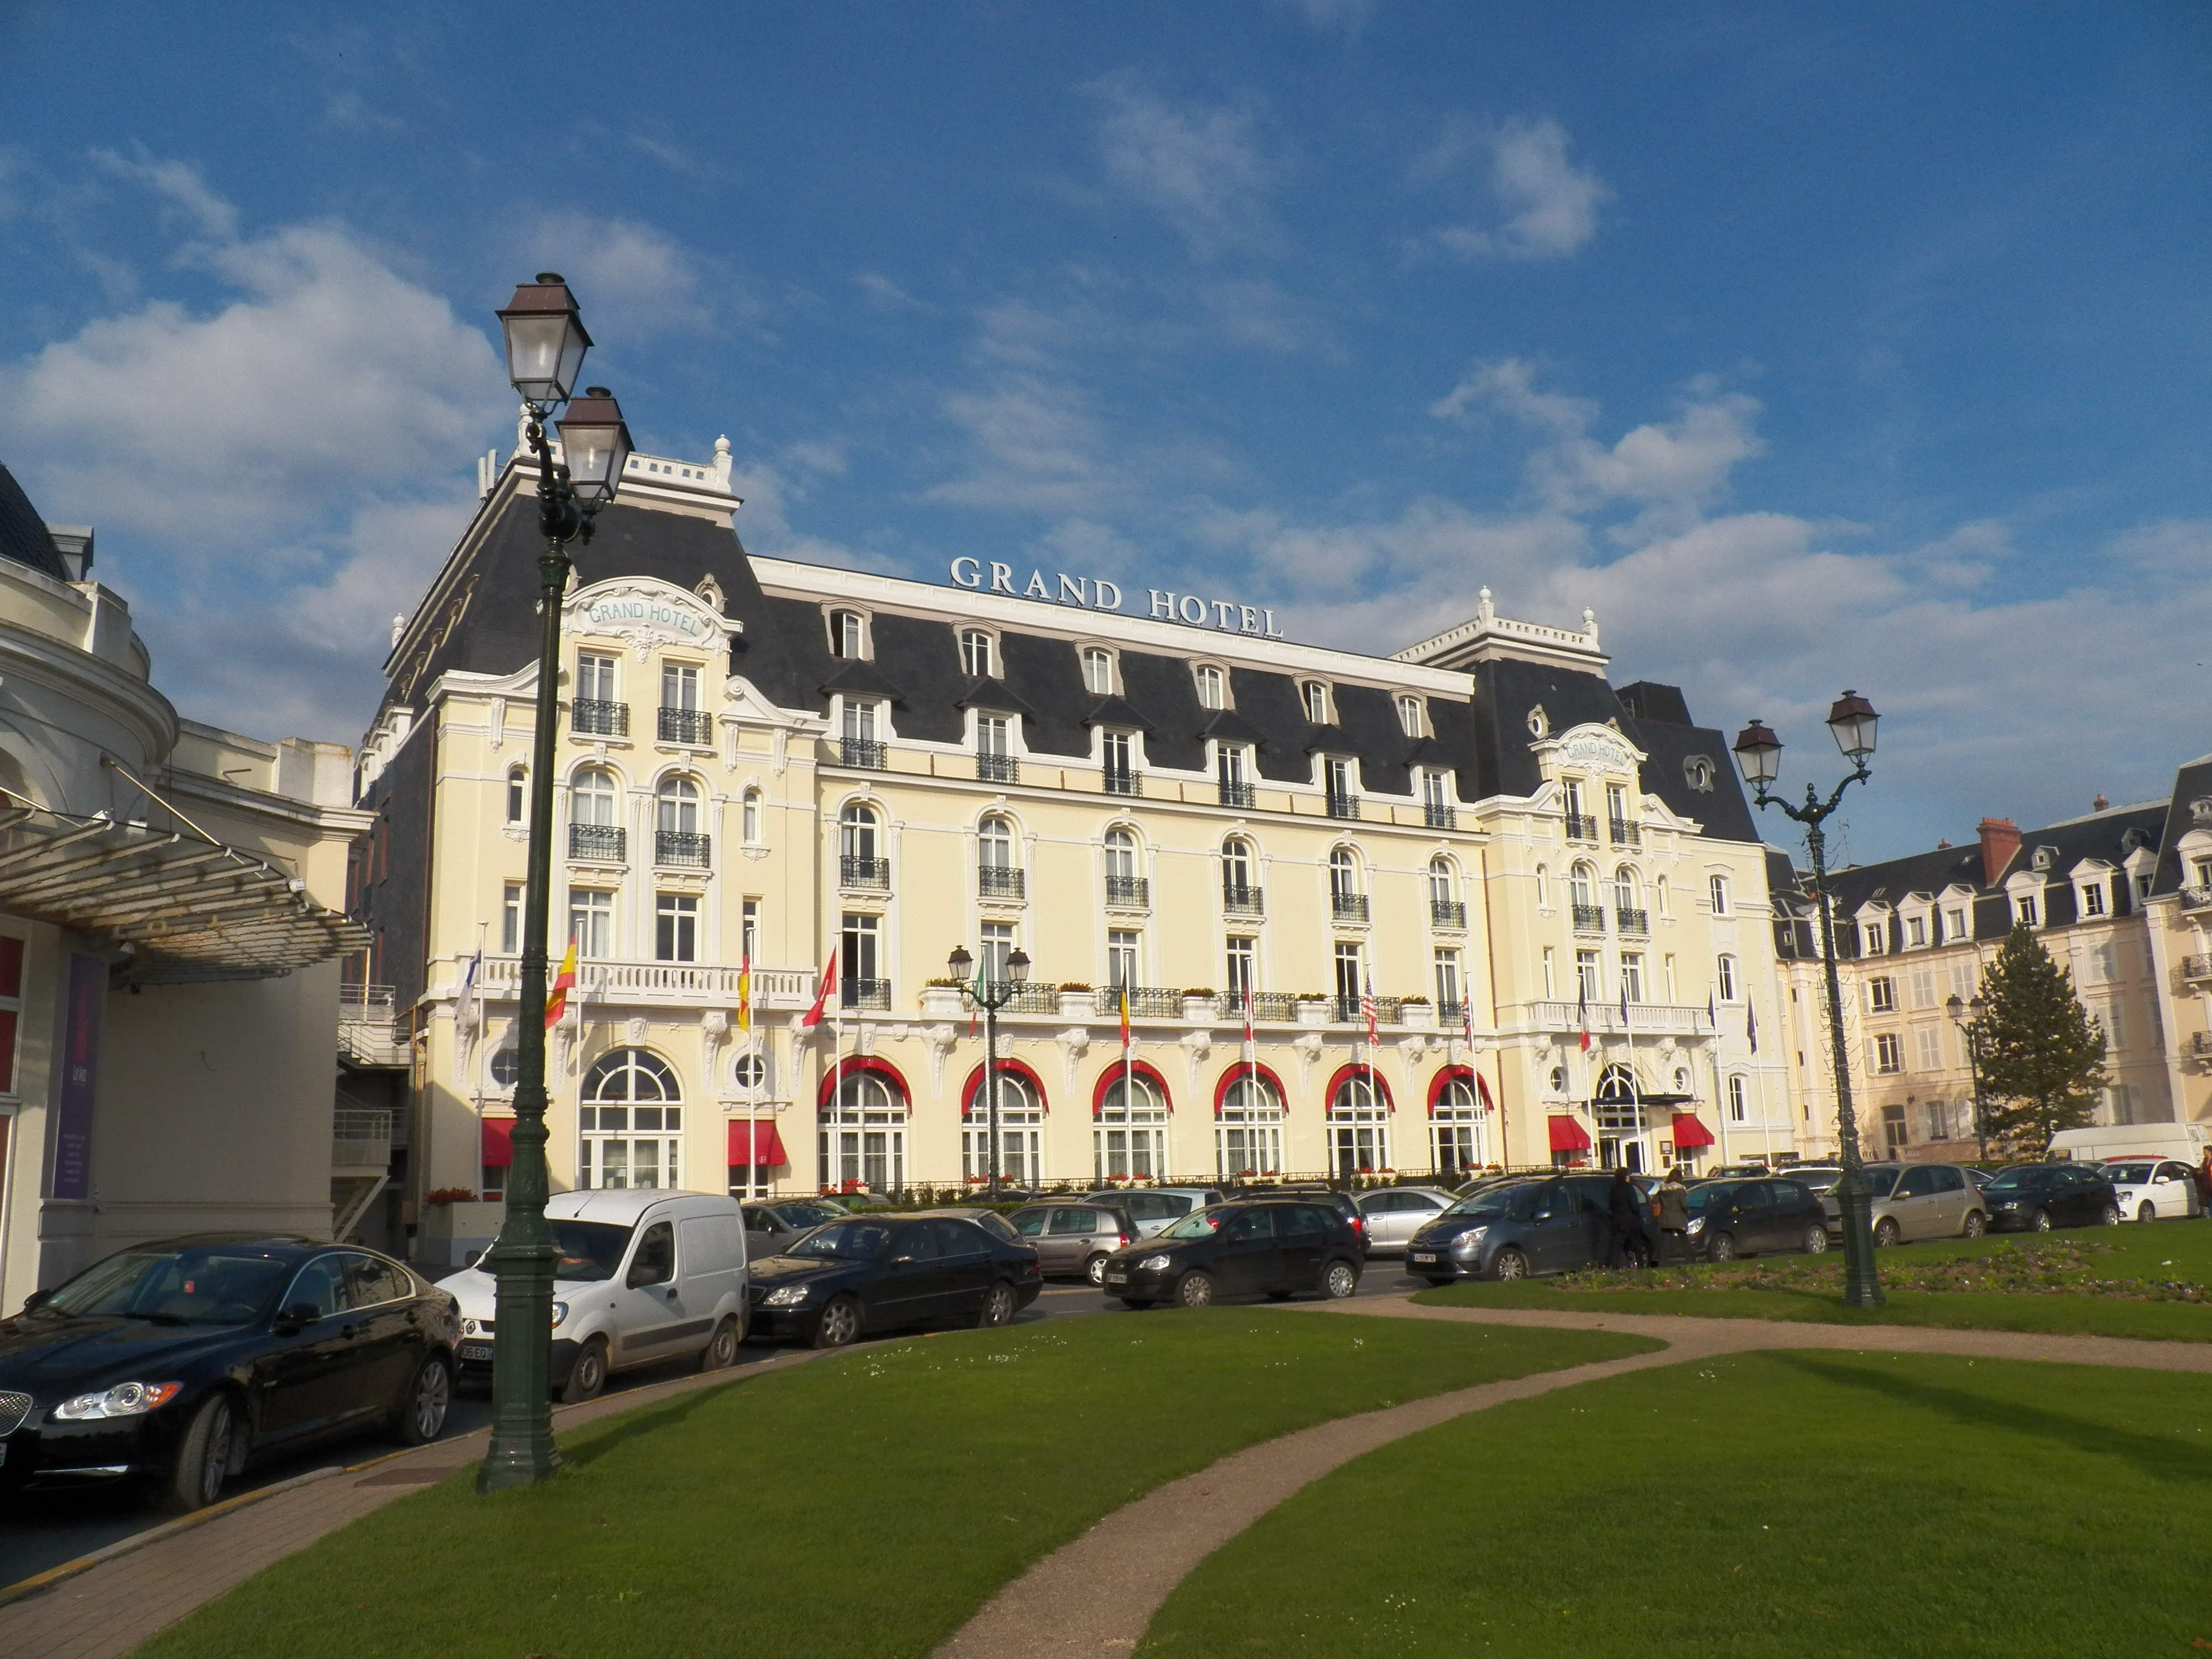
[1448,1227,1488,1249]
[550,1301,568,1328]
[1684,1217,1706,1234]
[1138,1254,1171,1272]
[50,1381,183,1420]
[763,1285,812,1307]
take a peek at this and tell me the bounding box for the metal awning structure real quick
[0,805,368,984]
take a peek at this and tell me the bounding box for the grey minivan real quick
[1008,1202,1136,1283]
[1405,1177,1613,1283]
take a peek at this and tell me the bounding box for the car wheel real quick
[1490,1247,1528,1282]
[2100,1203,2121,1227]
[1084,1254,1109,1286]
[1174,1270,1216,1308]
[1322,1260,1359,1300]
[162,1394,235,1515]
[2030,1208,2053,1233]
[1961,1211,1987,1239]
[698,1315,742,1372]
[1118,1298,1155,1310]
[1802,1224,1830,1255]
[978,1281,1018,1328]
[2138,1203,2157,1225]
[812,1295,862,1349]
[389,1353,452,1446]
[1709,1233,1740,1262]
[560,1335,609,1403]
[1872,1218,1901,1248]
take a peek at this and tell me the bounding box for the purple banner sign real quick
[50,952,103,1201]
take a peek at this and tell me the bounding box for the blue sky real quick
[2,1,2208,860]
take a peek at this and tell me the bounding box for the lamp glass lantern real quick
[498,273,592,406]
[1006,948,1031,984]
[1827,690,1880,763]
[555,388,634,506]
[947,946,973,980]
[1730,719,1783,787]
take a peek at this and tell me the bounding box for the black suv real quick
[1099,1198,1362,1308]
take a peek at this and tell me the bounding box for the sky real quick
[1,1,2209,863]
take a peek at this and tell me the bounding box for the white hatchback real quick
[2100,1160,2203,1224]
[439,1190,749,1401]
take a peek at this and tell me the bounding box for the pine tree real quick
[1973,924,2108,1152]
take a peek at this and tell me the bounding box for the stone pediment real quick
[1532,722,1645,777]
[565,577,742,658]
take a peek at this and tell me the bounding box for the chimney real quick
[1976,817,2021,886]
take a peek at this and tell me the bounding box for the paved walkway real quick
[932,1299,2212,1659]
[7,1300,2208,1659]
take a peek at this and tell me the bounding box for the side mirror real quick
[890,1253,918,1266]
[275,1302,321,1332]
[20,1288,51,1313]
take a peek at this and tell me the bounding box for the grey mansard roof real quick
[0,463,71,582]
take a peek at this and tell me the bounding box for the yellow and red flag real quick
[543,936,578,1031]
[736,952,752,1034]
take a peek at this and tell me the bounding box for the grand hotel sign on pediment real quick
[1536,723,1644,777]
[566,578,742,657]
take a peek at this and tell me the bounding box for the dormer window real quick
[1396,695,1423,738]
[1863,922,1886,955]
[2079,879,2107,917]
[830,610,867,659]
[960,628,995,678]
[1302,681,1331,724]
[1196,665,1227,710]
[2015,893,2040,927]
[1082,648,1114,696]
[1905,914,1926,947]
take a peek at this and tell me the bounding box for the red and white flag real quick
[1242,992,1256,1059]
[801,947,838,1029]
[1361,974,1379,1047]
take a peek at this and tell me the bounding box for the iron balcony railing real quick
[1330,995,1402,1025]
[1223,884,1265,916]
[572,699,629,738]
[1332,893,1370,923]
[1104,875,1150,908]
[1326,792,1361,821]
[1431,899,1467,929]
[974,981,1057,1014]
[976,753,1020,785]
[1218,990,1298,1022]
[836,737,887,770]
[2180,954,2212,980]
[1095,986,1182,1019]
[658,707,713,744]
[1563,812,1599,842]
[2184,1031,2212,1058]
[1615,906,1649,935]
[839,855,890,890]
[1103,768,1142,797]
[1571,903,1606,932]
[1436,997,1468,1027]
[1218,779,1256,809]
[842,978,892,1011]
[569,823,626,862]
[1424,803,1457,830]
[2180,886,2212,912]
[1609,819,1641,847]
[978,865,1026,899]
[655,830,710,868]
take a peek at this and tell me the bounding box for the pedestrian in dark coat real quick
[1655,1165,1691,1265]
[1604,1167,1645,1269]
[2194,1149,2212,1215]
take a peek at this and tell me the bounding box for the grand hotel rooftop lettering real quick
[947,557,1286,639]
[587,597,706,636]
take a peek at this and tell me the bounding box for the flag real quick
[455,947,481,1034]
[1242,990,1255,1058]
[1619,978,1630,1026]
[1361,974,1378,1047]
[1708,990,1717,1031]
[801,947,837,1029]
[1475,1071,1495,1112]
[1119,986,1131,1052]
[543,936,578,1031]
[969,955,989,1038]
[1746,999,1758,1055]
[735,951,752,1034]
[1577,982,1592,1053]
[1463,995,1475,1051]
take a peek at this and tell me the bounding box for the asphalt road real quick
[0,1265,1426,1590]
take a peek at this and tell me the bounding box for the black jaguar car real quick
[746,1215,1042,1348]
[1099,1198,1363,1308]
[0,1234,459,1512]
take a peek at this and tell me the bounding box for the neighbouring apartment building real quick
[357,419,1800,1262]
[0,461,369,1310]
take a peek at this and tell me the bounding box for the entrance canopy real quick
[728,1119,789,1167]
[1670,1113,1717,1149]
[1547,1116,1592,1152]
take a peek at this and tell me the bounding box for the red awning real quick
[1671,1112,1716,1149]
[729,1119,790,1167]
[481,1117,514,1167]
[1547,1115,1592,1152]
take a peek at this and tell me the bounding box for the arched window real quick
[1655,874,1670,917]
[830,609,865,659]
[1396,695,1423,738]
[1594,1064,1638,1103]
[505,765,526,825]
[1431,1074,1487,1176]
[1717,953,1739,1001]
[1328,1072,1390,1177]
[1329,848,1360,899]
[1568,863,1595,909]
[959,628,995,678]
[1302,681,1330,723]
[1218,1072,1284,1180]
[1097,1070,1167,1182]
[1534,863,1550,908]
[963,1065,1042,1187]
[1727,1074,1749,1123]
[1613,866,1639,910]
[1221,837,1254,899]
[978,815,1015,870]
[656,775,701,834]
[820,1063,909,1192]
[570,767,618,827]
[1428,858,1454,906]
[741,788,762,844]
[839,802,880,861]
[1195,665,1227,710]
[1104,827,1139,881]
[579,1048,682,1190]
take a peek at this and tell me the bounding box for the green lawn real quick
[135,1312,1653,1659]
[1141,1350,2212,1658]
[1412,1217,2212,1341]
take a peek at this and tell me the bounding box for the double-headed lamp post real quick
[1947,992,1990,1161]
[479,274,634,1494]
[947,944,1031,1197]
[1731,690,1885,1309]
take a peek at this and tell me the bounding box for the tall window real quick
[963,1066,1041,1186]
[1535,864,1550,908]
[1302,681,1329,723]
[1329,848,1360,900]
[1654,875,1669,917]
[1218,1073,1284,1177]
[1708,874,1730,915]
[568,889,613,957]
[505,766,526,825]
[1215,743,1249,791]
[576,652,618,704]
[1863,922,1887,954]
[841,914,882,999]
[1422,769,1452,816]
[1867,977,1896,1013]
[838,803,881,868]
[1222,837,1254,898]
[1432,1075,1486,1176]
[1575,949,1601,1002]
[841,698,879,742]
[501,881,523,954]
[1542,946,1557,999]
[1874,1033,1903,1074]
[742,789,762,844]
[980,921,1015,984]
[1906,914,1927,946]
[1433,948,1462,1011]
[960,629,994,677]
[1102,729,1136,790]
[1196,665,1227,709]
[1396,695,1423,737]
[579,1048,682,1191]
[2015,894,2039,927]
[1613,865,1639,913]
[570,768,618,827]
[655,894,698,963]
[830,611,865,659]
[1620,952,1644,1004]
[1728,1075,1749,1123]
[1605,782,1628,828]
[656,776,701,833]
[1097,1070,1167,1181]
[1562,779,1589,834]
[1083,648,1114,695]
[740,897,758,962]
[1333,941,1363,1010]
[1428,858,1455,912]
[820,1067,906,1192]
[1107,929,1140,989]
[1328,1072,1389,1177]
[661,662,698,711]
[1945,906,1968,939]
[978,814,1015,877]
[1225,937,1256,1001]
[1105,827,1140,895]
[1717,953,1739,1001]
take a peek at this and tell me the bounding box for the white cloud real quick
[856,272,933,314]
[513,213,730,340]
[926,371,1120,514]
[89,147,239,242]
[1422,116,1609,262]
[1092,78,1280,261]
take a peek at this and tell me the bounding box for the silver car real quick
[1009,1202,1136,1283]
[1832,1163,1988,1244]
[1353,1187,1458,1255]
[1081,1187,1226,1238]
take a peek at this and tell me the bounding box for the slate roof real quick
[0,463,71,582]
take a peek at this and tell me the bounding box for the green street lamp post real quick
[947,943,1031,1197]
[1731,691,1886,1309]
[478,274,633,1494]
[1947,992,1990,1162]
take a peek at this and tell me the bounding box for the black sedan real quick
[1099,1198,1363,1308]
[1981,1164,2122,1232]
[1680,1176,1831,1261]
[746,1215,1041,1348]
[0,1234,458,1512]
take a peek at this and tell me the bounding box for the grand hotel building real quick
[356,429,1797,1264]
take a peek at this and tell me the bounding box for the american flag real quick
[1361,974,1379,1047]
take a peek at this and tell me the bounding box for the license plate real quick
[1104,1271,1128,1284]
[1409,1253,1437,1264]
[459,1343,493,1362]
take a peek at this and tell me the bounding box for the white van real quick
[2047,1124,2211,1167]
[439,1190,749,1402]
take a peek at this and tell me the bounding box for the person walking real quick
[1655,1165,1691,1265]
[2194,1147,2212,1218]
[1604,1167,1646,1269]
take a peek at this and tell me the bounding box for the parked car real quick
[1704,1162,1774,1180]
[0,1234,458,1512]
[441,1190,749,1402]
[1239,1183,1368,1249]
[1080,1188,1226,1237]
[910,1206,1023,1244]
[746,1215,1041,1347]
[1682,1177,1832,1260]
[1803,1163,1899,1233]
[1406,1176,1619,1283]
[2100,1159,2203,1222]
[1863,1164,1989,1244]
[1099,1199,1362,1308]
[743,1197,851,1257]
[1006,1202,1136,1282]
[1981,1164,2122,1232]
[1353,1187,1458,1256]
[2049,1123,2212,1167]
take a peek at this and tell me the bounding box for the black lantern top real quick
[947,945,973,980]
[1006,948,1031,984]
[1731,718,1783,786]
[554,388,633,507]
[1827,690,1880,762]
[498,272,592,407]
